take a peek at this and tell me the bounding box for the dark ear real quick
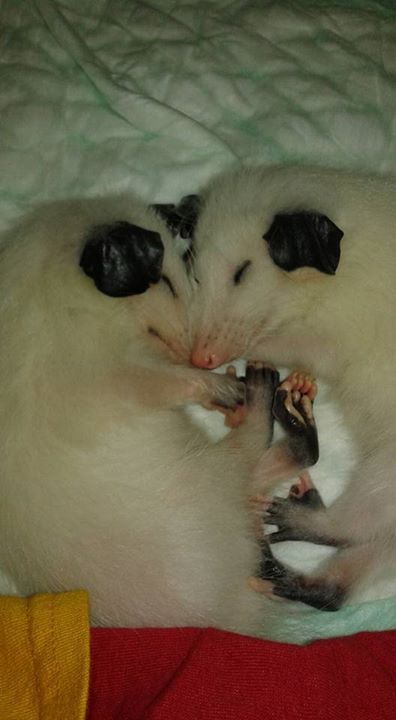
[80,221,164,297]
[176,194,201,240]
[151,203,177,233]
[263,212,344,275]
[151,194,201,240]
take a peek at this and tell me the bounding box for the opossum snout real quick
[190,343,223,369]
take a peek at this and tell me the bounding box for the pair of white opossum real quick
[0,165,394,631]
[0,188,316,634]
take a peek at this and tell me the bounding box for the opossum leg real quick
[253,542,377,611]
[264,472,344,546]
[216,362,280,470]
[243,360,279,433]
[251,373,319,494]
[119,364,245,410]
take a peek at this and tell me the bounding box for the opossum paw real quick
[288,472,324,506]
[244,361,280,409]
[273,373,316,427]
[249,493,272,513]
[223,403,248,428]
[248,577,286,602]
[249,495,272,541]
[263,474,326,544]
[256,545,345,611]
[273,375,319,466]
[283,371,317,402]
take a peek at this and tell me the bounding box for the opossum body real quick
[0,194,317,634]
[189,165,396,609]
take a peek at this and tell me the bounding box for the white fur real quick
[0,194,281,635]
[190,165,396,602]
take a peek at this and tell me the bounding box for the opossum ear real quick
[151,203,177,232]
[177,194,201,241]
[80,221,164,297]
[263,212,343,275]
[151,194,201,241]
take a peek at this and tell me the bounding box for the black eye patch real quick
[263,212,344,275]
[80,221,164,297]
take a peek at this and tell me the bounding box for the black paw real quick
[258,541,289,580]
[273,384,315,432]
[273,386,319,467]
[259,545,345,611]
[264,485,326,544]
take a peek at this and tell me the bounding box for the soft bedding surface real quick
[1,0,396,642]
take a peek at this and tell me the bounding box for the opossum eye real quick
[233,260,251,286]
[161,274,178,298]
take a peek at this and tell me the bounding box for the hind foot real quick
[251,544,346,611]
[264,472,349,548]
[264,471,332,545]
[274,371,317,426]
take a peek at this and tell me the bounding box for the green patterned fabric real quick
[1,0,395,230]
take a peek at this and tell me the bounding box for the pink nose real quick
[190,346,221,369]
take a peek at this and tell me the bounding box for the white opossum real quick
[188,164,396,610]
[0,193,317,633]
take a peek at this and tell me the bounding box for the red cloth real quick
[88,627,396,720]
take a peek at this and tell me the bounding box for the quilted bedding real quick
[0,0,396,643]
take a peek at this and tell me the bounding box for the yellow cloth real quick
[0,591,90,720]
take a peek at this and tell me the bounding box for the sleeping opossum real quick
[0,193,318,633]
[188,165,396,610]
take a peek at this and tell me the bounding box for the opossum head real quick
[3,195,193,366]
[189,168,343,368]
[79,209,193,364]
